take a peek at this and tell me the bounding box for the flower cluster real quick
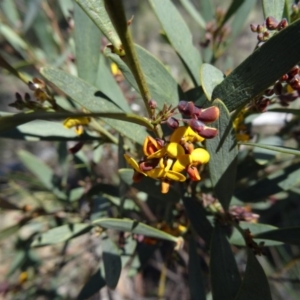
[124,101,220,193]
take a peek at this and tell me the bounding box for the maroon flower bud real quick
[274,82,283,95]
[166,117,179,129]
[196,106,220,123]
[279,91,299,102]
[266,16,279,30]
[263,31,270,40]
[257,24,265,33]
[280,74,289,82]
[277,18,288,31]
[289,74,300,90]
[68,142,84,154]
[155,138,165,147]
[188,119,205,133]
[197,127,218,139]
[264,88,274,96]
[250,24,257,32]
[24,93,31,102]
[148,99,157,109]
[288,65,299,78]
[257,33,264,41]
[178,101,195,116]
[132,171,144,183]
[15,92,23,101]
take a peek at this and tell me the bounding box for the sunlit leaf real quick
[148,0,202,85]
[31,223,92,247]
[179,0,206,29]
[200,64,224,101]
[262,0,284,20]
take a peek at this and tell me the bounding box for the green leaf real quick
[230,222,282,247]
[0,0,20,28]
[255,226,300,245]
[148,0,202,85]
[105,45,180,109]
[221,0,249,26]
[0,119,100,141]
[242,141,300,157]
[210,224,241,300]
[235,249,272,300]
[96,55,131,112]
[205,99,238,210]
[252,136,283,165]
[101,235,122,289]
[235,161,300,202]
[213,18,300,111]
[75,0,123,54]
[74,1,101,86]
[0,219,30,241]
[31,223,92,247]
[40,67,148,144]
[18,149,67,199]
[77,268,106,300]
[92,218,180,244]
[262,0,285,20]
[199,0,214,22]
[200,64,224,101]
[179,0,206,29]
[188,236,206,300]
[182,197,213,245]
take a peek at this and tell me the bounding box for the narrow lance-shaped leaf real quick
[179,0,206,29]
[101,235,122,289]
[255,226,300,245]
[235,249,272,300]
[205,99,238,210]
[213,18,300,111]
[210,224,241,300]
[40,67,148,144]
[92,218,180,244]
[31,223,92,247]
[75,0,123,55]
[74,1,101,86]
[188,236,206,300]
[104,45,180,109]
[200,64,224,101]
[262,0,285,20]
[148,0,202,85]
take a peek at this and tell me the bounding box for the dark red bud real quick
[15,92,23,101]
[197,127,218,139]
[257,33,264,41]
[274,82,283,95]
[24,93,31,102]
[279,92,299,102]
[69,142,84,154]
[148,99,157,109]
[155,138,165,147]
[289,75,300,90]
[166,117,179,129]
[263,31,270,40]
[266,16,279,30]
[280,74,289,82]
[197,106,220,123]
[288,65,299,78]
[264,88,274,96]
[132,171,144,183]
[178,101,195,116]
[188,119,205,133]
[277,18,288,31]
[257,24,265,33]
[250,24,257,32]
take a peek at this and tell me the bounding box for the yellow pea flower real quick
[143,136,163,156]
[124,154,147,176]
[170,126,204,144]
[63,117,91,135]
[147,142,185,159]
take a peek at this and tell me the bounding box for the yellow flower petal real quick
[165,142,185,158]
[190,148,210,164]
[147,148,166,159]
[170,126,204,144]
[143,136,161,156]
[63,117,91,129]
[166,170,186,182]
[124,154,147,175]
[172,154,192,173]
[147,168,165,179]
[161,181,170,193]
